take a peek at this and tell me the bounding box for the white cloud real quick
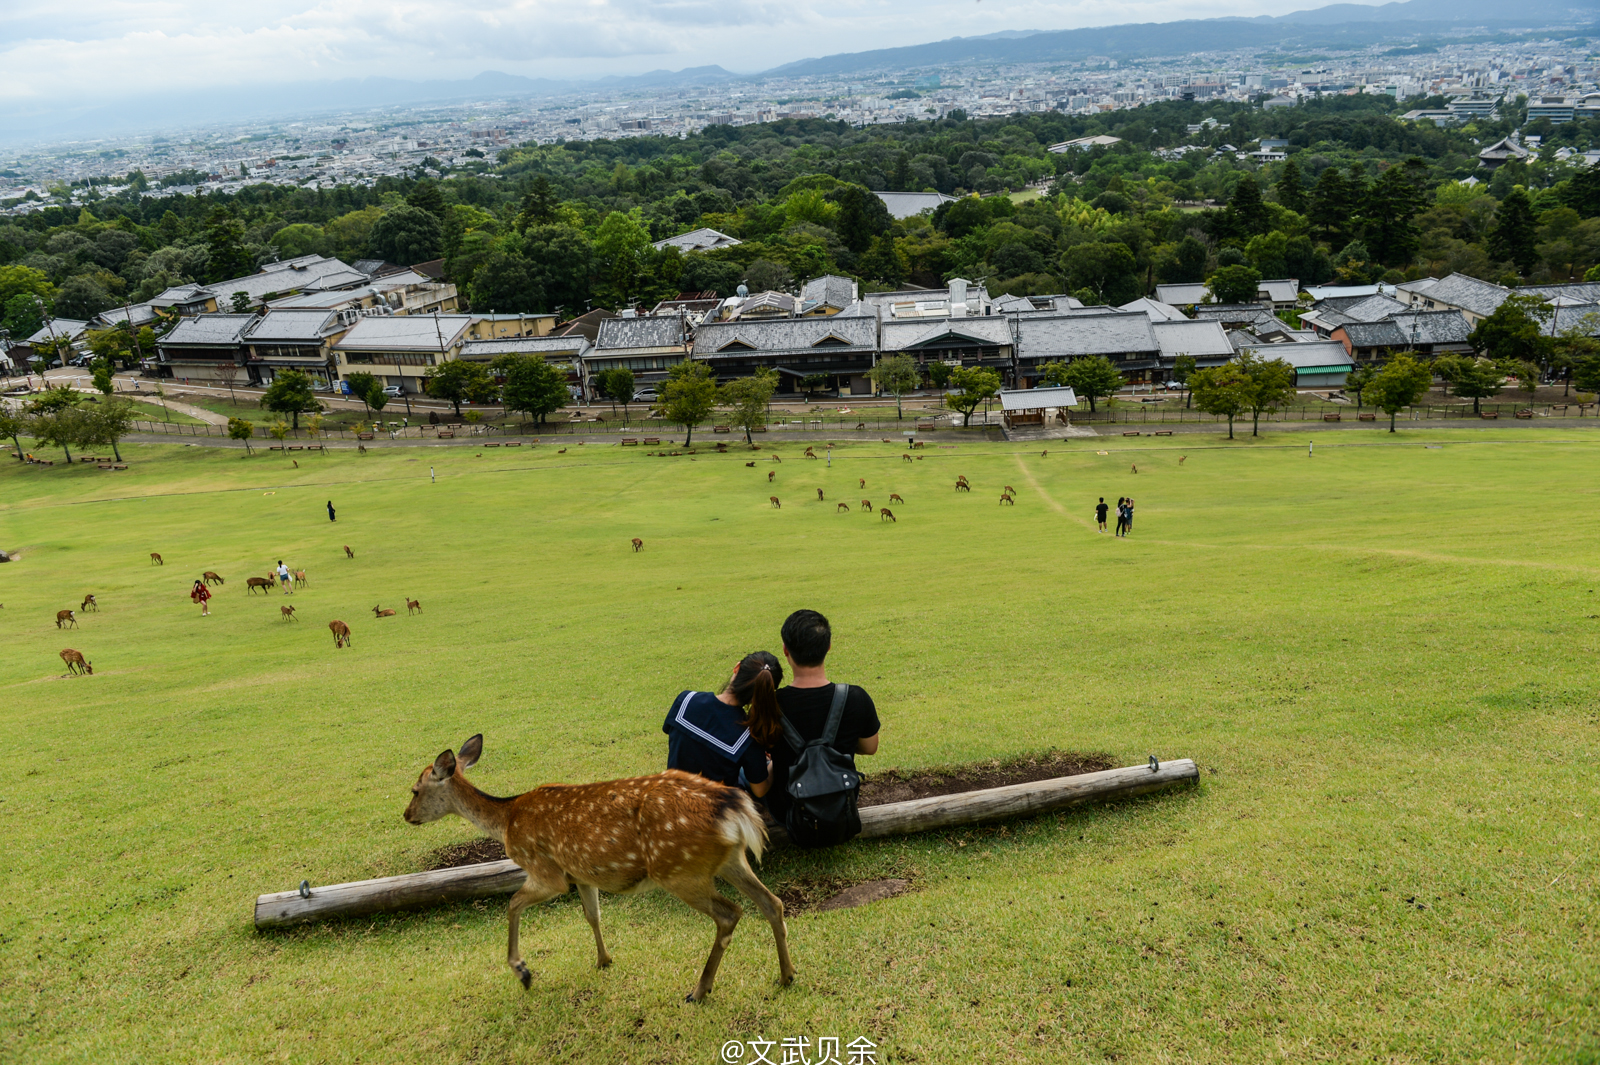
[0,0,1380,107]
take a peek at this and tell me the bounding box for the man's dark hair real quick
[781,609,831,667]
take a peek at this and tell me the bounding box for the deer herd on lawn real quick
[50,540,428,675]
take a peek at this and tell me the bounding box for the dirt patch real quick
[423,749,1114,872]
[429,838,508,869]
[858,749,1115,806]
[776,875,913,916]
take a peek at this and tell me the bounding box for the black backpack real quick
[778,683,862,849]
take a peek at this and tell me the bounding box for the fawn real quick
[404,735,793,1002]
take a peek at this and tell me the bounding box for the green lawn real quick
[1,430,1596,1063]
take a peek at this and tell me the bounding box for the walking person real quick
[1114,497,1127,537]
[1095,496,1109,533]
[1123,497,1135,536]
[190,579,211,616]
[276,559,293,594]
[327,500,336,522]
[663,652,783,797]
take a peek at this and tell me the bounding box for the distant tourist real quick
[664,653,782,797]
[326,500,336,522]
[276,560,292,594]
[1115,497,1128,537]
[190,579,211,617]
[1095,497,1109,533]
[1123,498,1135,536]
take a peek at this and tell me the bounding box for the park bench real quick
[643,438,660,445]
[1515,410,1533,419]
[113,464,128,470]
[98,464,114,470]
[621,438,639,446]
[269,445,283,450]
[287,445,302,451]
[1554,404,1568,412]
[751,425,767,432]
[1154,430,1172,436]
[1480,412,1498,420]
[305,445,322,451]
[504,441,521,447]
[713,425,730,433]
[916,422,937,432]
[437,430,455,438]
[1323,413,1341,422]
[1123,431,1140,436]
[1358,413,1376,421]
[357,432,374,440]
[485,442,501,447]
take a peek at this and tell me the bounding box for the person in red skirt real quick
[190,579,212,616]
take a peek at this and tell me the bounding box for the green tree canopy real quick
[1065,242,1140,305]
[1487,186,1538,276]
[495,354,569,424]
[1365,352,1434,431]
[1189,363,1251,439]
[344,370,379,412]
[424,359,492,417]
[868,354,922,420]
[944,365,1002,426]
[1207,264,1263,305]
[1233,350,1297,437]
[721,367,779,443]
[228,415,255,455]
[1060,355,1124,413]
[370,205,443,265]
[1470,294,1554,365]
[81,396,136,461]
[661,359,718,446]
[260,369,320,429]
[1448,356,1505,414]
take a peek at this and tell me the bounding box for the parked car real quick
[632,388,659,402]
[382,385,403,398]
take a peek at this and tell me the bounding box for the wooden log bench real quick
[305,445,322,451]
[916,422,937,432]
[643,438,660,445]
[1154,430,1172,436]
[436,431,455,438]
[713,425,731,434]
[1358,413,1376,422]
[252,758,1199,929]
[287,445,303,451]
[484,442,500,447]
[269,445,283,450]
[98,464,114,470]
[751,426,766,432]
[1515,410,1533,419]
[1123,431,1141,437]
[1323,413,1341,422]
[357,433,375,440]
[113,465,128,470]
[504,441,521,447]
[621,438,639,446]
[1480,412,1498,420]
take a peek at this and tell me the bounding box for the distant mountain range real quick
[2,0,1593,146]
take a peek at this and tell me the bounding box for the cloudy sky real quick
[0,0,1353,112]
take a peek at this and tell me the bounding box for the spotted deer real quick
[902,454,913,463]
[150,552,163,565]
[406,598,422,615]
[80,594,98,612]
[860,499,871,511]
[343,545,355,558]
[60,649,92,675]
[769,496,781,509]
[329,620,351,648]
[1004,485,1016,496]
[56,609,77,629]
[999,493,1014,505]
[1179,455,1187,465]
[859,478,865,489]
[373,605,397,618]
[202,571,224,586]
[292,569,308,588]
[836,502,849,513]
[281,604,297,621]
[879,508,896,522]
[768,470,775,482]
[889,493,904,504]
[403,735,793,1002]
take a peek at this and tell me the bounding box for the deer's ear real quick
[432,749,457,779]
[457,734,483,770]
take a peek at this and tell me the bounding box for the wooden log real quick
[253,758,1197,930]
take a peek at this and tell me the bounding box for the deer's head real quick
[404,734,483,825]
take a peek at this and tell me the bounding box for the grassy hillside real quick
[1,431,1596,1063]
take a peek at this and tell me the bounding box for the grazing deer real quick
[292,459,299,469]
[344,545,354,559]
[373,605,397,618]
[406,598,422,615]
[860,499,871,511]
[281,604,297,621]
[330,620,351,648]
[81,594,98,612]
[403,735,793,1002]
[1004,486,1016,496]
[804,448,816,460]
[60,649,92,675]
[246,577,274,594]
[902,454,913,463]
[859,478,866,489]
[558,448,567,454]
[772,455,781,463]
[768,470,775,482]
[631,538,644,552]
[816,488,824,502]
[889,493,904,504]
[769,496,781,509]
[1041,450,1048,458]
[292,569,308,588]
[745,462,756,468]
[954,480,970,492]
[358,444,367,453]
[837,502,849,513]
[879,508,896,522]
[202,571,224,586]
[56,609,77,629]
[1131,464,1138,474]
[1179,455,1187,465]
[999,494,1014,505]
[150,552,163,565]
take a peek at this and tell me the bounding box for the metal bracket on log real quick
[254,758,1199,930]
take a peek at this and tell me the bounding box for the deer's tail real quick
[717,787,768,864]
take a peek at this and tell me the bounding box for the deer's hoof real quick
[515,963,532,990]
[683,992,705,1005]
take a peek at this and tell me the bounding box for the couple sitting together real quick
[663,609,879,848]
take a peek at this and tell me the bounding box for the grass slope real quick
[1,432,1597,1063]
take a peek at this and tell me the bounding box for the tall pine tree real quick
[1487,186,1538,276]
[1276,158,1309,215]
[1309,167,1354,247]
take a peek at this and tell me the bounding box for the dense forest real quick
[3,94,1599,344]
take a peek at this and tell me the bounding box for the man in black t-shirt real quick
[766,609,880,820]
[1095,497,1109,532]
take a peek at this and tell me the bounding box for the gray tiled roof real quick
[1551,303,1600,335]
[1153,283,1210,305]
[694,315,877,357]
[652,228,741,253]
[209,256,365,304]
[1152,319,1233,359]
[160,314,255,346]
[26,319,89,344]
[1016,312,1158,361]
[801,274,858,310]
[1259,279,1300,303]
[881,317,1011,349]
[1249,341,1352,370]
[334,314,472,350]
[595,316,689,352]
[1423,273,1509,317]
[1337,311,1473,348]
[1521,282,1600,303]
[1192,305,1283,331]
[245,309,343,342]
[1343,294,1411,321]
[1118,297,1187,322]
[459,335,591,360]
[874,191,956,220]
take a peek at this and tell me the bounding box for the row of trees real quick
[0,386,138,462]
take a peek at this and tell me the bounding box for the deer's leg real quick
[720,851,794,988]
[575,883,612,969]
[506,865,568,990]
[665,877,743,1003]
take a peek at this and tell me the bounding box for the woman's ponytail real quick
[726,650,785,748]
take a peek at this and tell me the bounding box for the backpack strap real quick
[819,683,849,745]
